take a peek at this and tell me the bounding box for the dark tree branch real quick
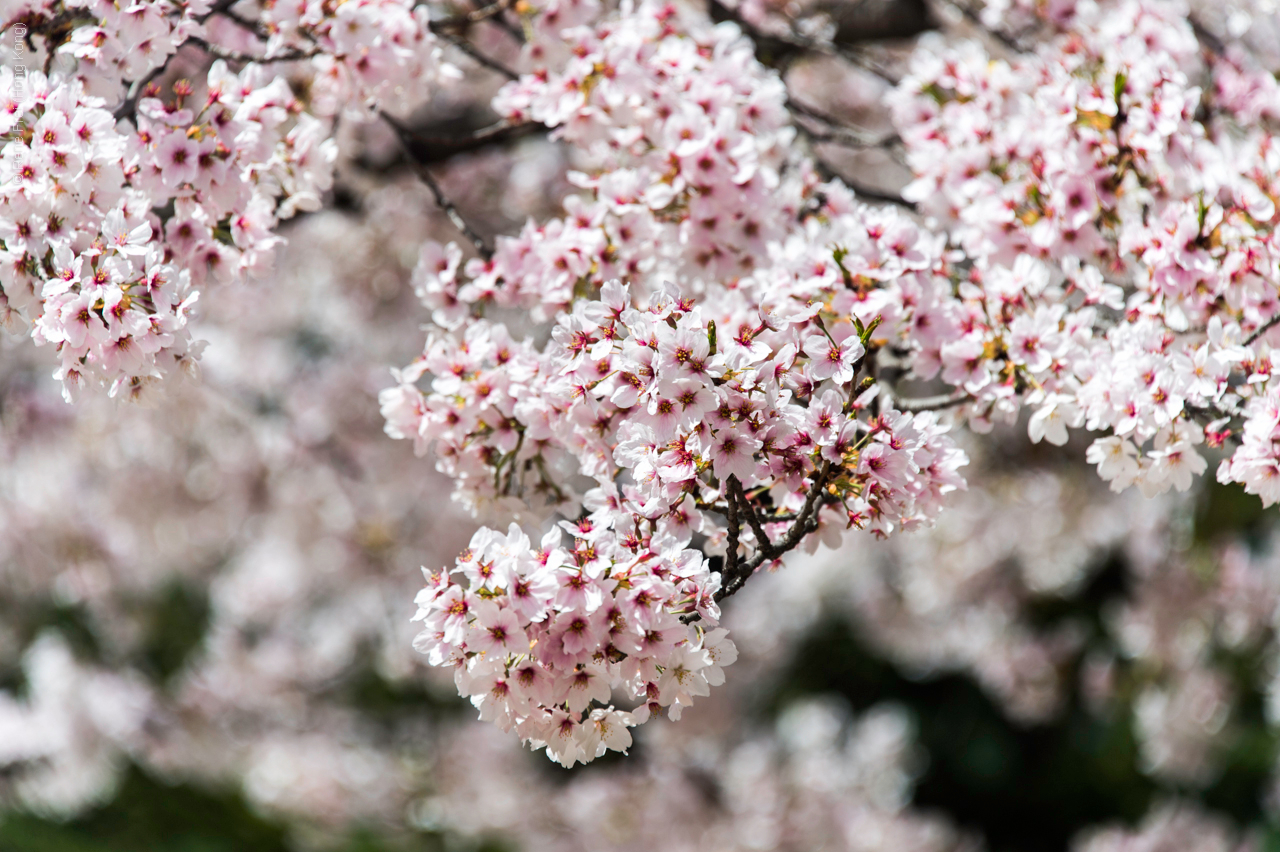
[708,0,808,68]
[814,156,917,210]
[196,0,241,24]
[382,112,495,258]
[713,462,836,604]
[893,389,972,413]
[435,30,519,79]
[113,65,167,122]
[217,6,275,40]
[1245,313,1280,346]
[185,35,320,63]
[789,97,901,151]
[389,116,547,165]
[722,479,742,590]
[710,0,903,83]
[788,97,876,138]
[818,0,934,44]
[485,12,526,44]
[837,49,902,86]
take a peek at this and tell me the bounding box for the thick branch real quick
[814,156,917,210]
[789,97,895,140]
[710,0,901,84]
[790,97,901,151]
[715,462,834,603]
[185,35,320,63]
[892,388,972,413]
[361,115,546,170]
[723,480,742,589]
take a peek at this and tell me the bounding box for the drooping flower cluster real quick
[386,277,968,522]
[411,520,734,767]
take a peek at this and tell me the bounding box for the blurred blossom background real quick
[6,0,1280,849]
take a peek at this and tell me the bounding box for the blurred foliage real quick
[8,480,1280,850]
[338,651,469,723]
[758,481,1280,852]
[1196,479,1280,549]
[137,581,210,687]
[0,766,290,852]
[0,602,102,698]
[770,615,1155,852]
[0,765,504,852]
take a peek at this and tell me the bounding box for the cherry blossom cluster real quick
[887,0,1280,500]
[411,520,734,767]
[388,269,969,759]
[1,0,453,399]
[212,0,455,118]
[410,0,809,325]
[1,60,324,400]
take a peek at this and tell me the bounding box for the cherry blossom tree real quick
[7,0,1280,847]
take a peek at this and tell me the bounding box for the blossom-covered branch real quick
[1,0,456,400]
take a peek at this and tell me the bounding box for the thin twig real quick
[113,65,166,122]
[382,112,495,258]
[486,12,526,45]
[729,477,773,551]
[217,6,273,40]
[414,165,495,259]
[435,31,519,79]
[1244,313,1280,346]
